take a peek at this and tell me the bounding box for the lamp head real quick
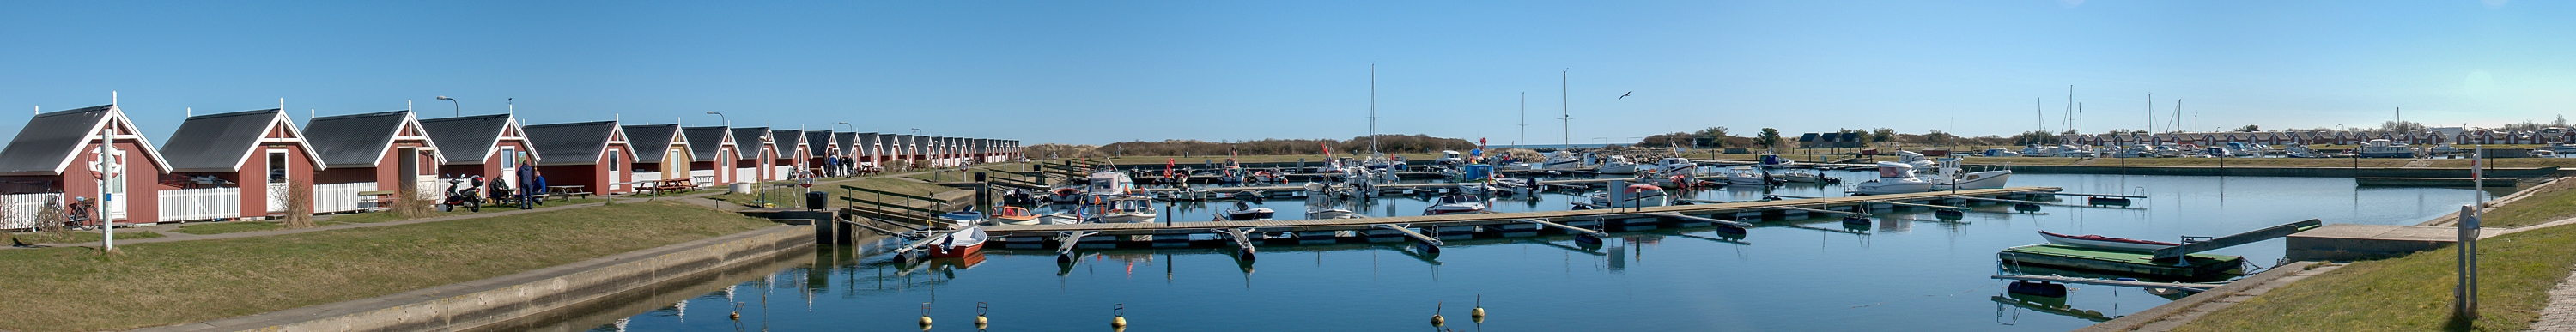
[436,96,453,100]
[705,111,720,114]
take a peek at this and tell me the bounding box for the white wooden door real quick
[266,150,289,213]
[93,147,127,220]
[608,148,624,190]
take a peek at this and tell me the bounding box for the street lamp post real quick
[704,111,726,127]
[436,96,459,117]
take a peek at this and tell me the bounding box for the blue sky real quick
[3,1,2568,146]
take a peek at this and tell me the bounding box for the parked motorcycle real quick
[444,176,485,212]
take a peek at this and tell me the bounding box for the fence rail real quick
[158,187,240,221]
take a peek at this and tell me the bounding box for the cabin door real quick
[266,150,289,213]
[94,147,128,220]
[498,148,519,191]
[608,148,624,191]
[665,147,684,180]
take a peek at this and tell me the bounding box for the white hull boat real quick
[1423,195,1490,215]
[1935,170,2012,190]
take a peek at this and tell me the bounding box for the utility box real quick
[805,191,829,210]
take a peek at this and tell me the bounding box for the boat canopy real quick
[1876,161,1918,178]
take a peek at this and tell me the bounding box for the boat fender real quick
[1110,304,1128,329]
[975,302,989,328]
[919,303,934,328]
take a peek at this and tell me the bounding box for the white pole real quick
[101,91,115,251]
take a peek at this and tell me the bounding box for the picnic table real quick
[636,178,696,196]
[544,185,590,201]
[355,190,397,210]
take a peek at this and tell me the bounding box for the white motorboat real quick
[1649,157,1699,173]
[1422,195,1489,215]
[1849,161,1934,196]
[1930,158,2011,190]
[2038,231,2179,251]
[1595,155,1642,174]
[1084,196,1159,223]
[1757,155,1797,169]
[1980,148,2021,157]
[1222,201,1275,220]
[1587,184,1668,208]
[1306,206,1362,219]
[1085,171,1138,196]
[1722,166,1771,185]
[1540,152,1584,170]
[2358,139,2414,158]
[1435,150,1465,165]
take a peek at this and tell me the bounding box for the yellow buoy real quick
[1431,314,1446,327]
[920,303,935,328]
[976,301,990,328]
[1473,294,1487,322]
[1111,304,1129,329]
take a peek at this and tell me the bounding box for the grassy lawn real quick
[2477,179,2576,228]
[170,220,347,235]
[5,231,166,244]
[2172,220,2576,332]
[0,201,778,332]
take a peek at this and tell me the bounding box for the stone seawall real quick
[134,226,814,332]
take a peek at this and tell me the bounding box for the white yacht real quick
[1595,155,1642,174]
[1849,161,1935,196]
[1929,158,2011,190]
[1587,184,1668,208]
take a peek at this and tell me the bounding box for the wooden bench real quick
[355,190,397,210]
[544,185,592,201]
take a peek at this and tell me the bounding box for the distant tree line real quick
[1024,135,1479,158]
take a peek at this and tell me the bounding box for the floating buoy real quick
[975,301,989,329]
[1575,233,1604,244]
[729,303,742,321]
[2014,203,2041,212]
[1472,294,1486,323]
[1431,301,1446,327]
[1842,216,1871,225]
[1111,304,1128,329]
[1935,210,1965,219]
[920,303,934,328]
[2007,281,2069,298]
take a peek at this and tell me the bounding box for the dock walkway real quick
[980,186,2061,238]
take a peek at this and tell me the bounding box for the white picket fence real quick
[157,187,240,221]
[635,171,663,182]
[314,182,378,214]
[734,167,756,183]
[0,193,59,230]
[690,169,716,185]
[773,166,792,179]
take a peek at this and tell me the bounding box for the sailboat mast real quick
[1519,92,1527,147]
[1561,69,1571,148]
[1370,64,1378,155]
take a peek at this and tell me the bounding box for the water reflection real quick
[556,173,2501,332]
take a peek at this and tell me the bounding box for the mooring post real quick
[975,172,990,214]
[2457,204,2480,319]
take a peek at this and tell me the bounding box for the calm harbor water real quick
[586,172,2503,331]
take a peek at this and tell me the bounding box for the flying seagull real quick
[1619,91,1632,100]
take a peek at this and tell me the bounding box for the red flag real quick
[1322,143,1333,158]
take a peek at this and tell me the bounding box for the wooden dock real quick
[973,187,2062,251]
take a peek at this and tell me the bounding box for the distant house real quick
[158,109,326,221]
[681,126,738,185]
[620,124,691,183]
[524,121,635,195]
[835,132,862,171]
[769,129,807,179]
[805,130,839,175]
[306,110,444,213]
[731,127,773,182]
[0,105,174,228]
[873,133,896,168]
[420,114,538,197]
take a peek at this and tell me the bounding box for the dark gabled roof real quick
[306,111,435,167]
[621,124,683,163]
[769,129,805,159]
[0,105,174,174]
[730,127,769,160]
[161,109,324,172]
[526,121,620,166]
[835,132,859,156]
[805,130,835,157]
[418,114,519,164]
[682,126,732,162]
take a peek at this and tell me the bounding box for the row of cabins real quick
[0,106,1022,229]
[2060,130,2576,147]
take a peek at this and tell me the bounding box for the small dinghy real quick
[2038,231,2181,251]
[991,206,1040,225]
[930,227,987,257]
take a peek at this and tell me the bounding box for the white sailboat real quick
[1595,155,1642,174]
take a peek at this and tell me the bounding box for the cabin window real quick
[608,148,621,171]
[268,151,289,183]
[501,147,518,171]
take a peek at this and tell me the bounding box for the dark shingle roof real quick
[161,109,299,172]
[730,127,769,160]
[301,110,431,167]
[835,132,860,156]
[0,105,117,173]
[526,121,618,166]
[418,114,515,164]
[682,126,731,162]
[805,130,835,157]
[621,124,682,163]
[770,130,804,159]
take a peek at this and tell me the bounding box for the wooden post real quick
[2457,204,2480,319]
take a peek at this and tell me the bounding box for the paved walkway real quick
[2531,270,2576,331]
